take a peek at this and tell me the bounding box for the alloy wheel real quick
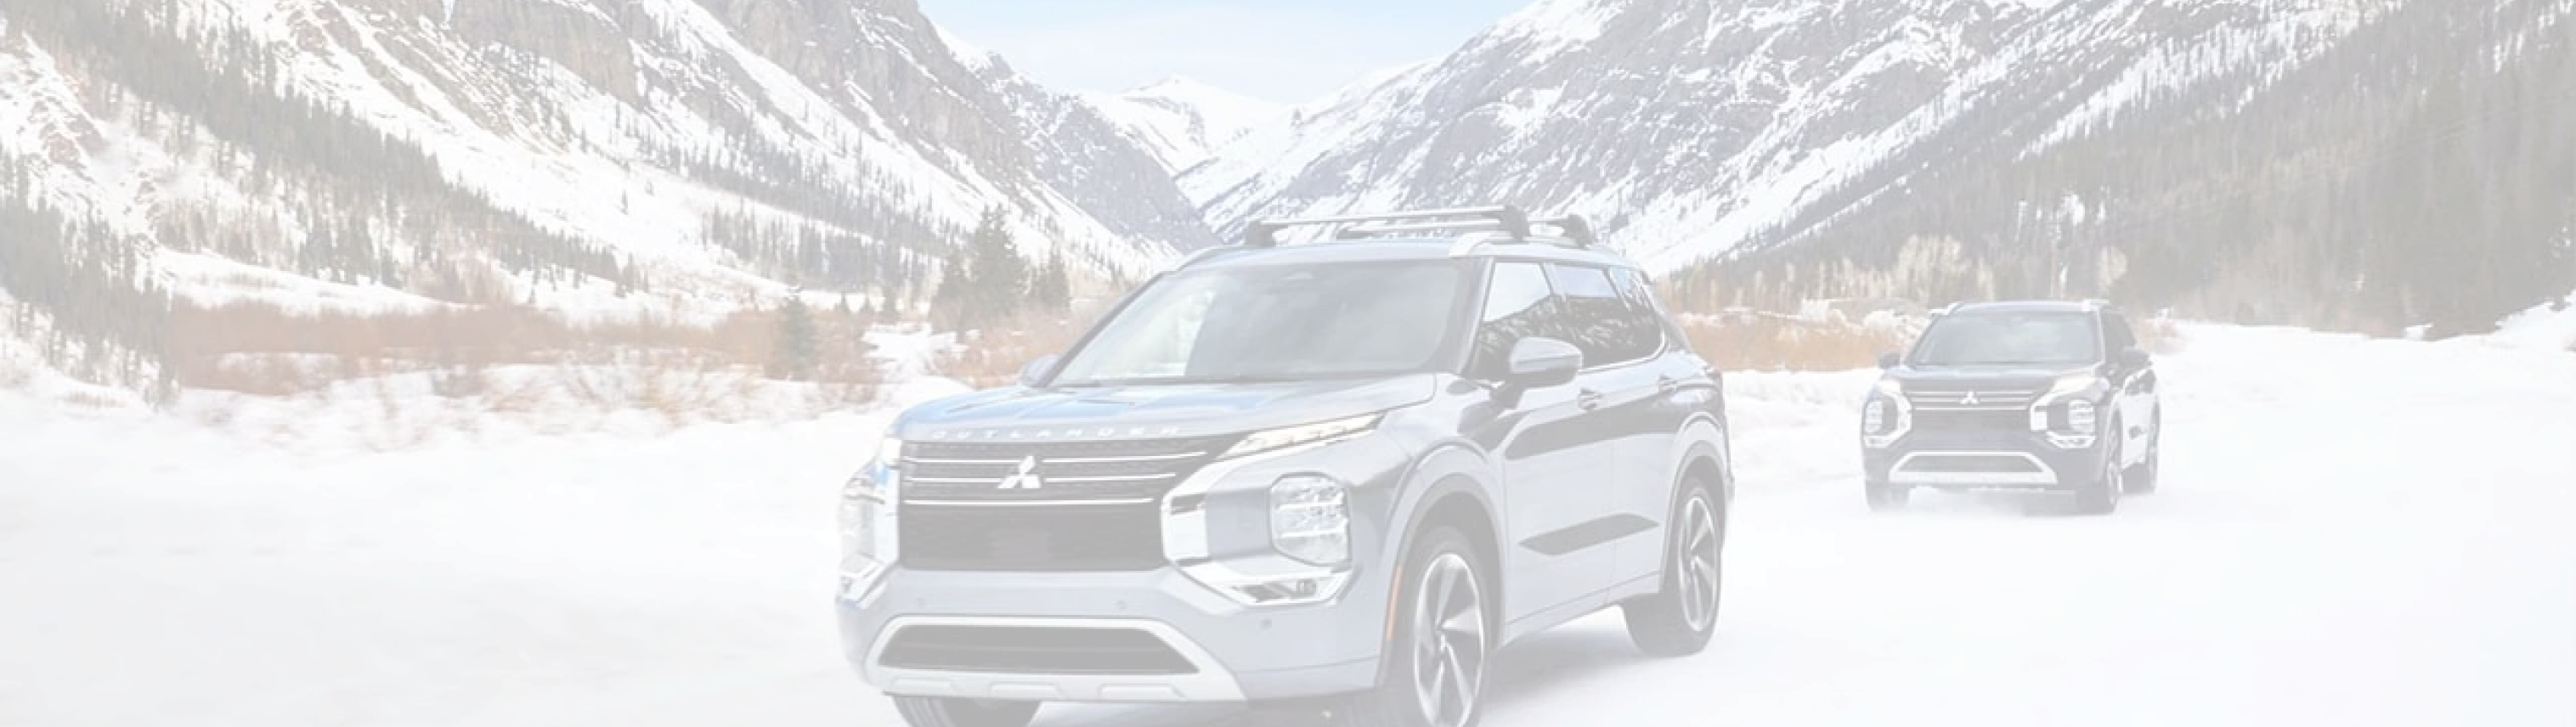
[1678,497,1722,633]
[1409,552,1489,727]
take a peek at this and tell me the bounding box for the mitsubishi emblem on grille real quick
[1959,391,1982,406]
[997,455,1046,489]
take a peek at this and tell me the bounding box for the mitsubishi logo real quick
[996,456,1046,490]
[1959,392,1983,406]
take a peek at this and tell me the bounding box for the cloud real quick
[952,4,1442,100]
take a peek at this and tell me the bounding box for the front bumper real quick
[837,566,1389,703]
[1864,429,2108,490]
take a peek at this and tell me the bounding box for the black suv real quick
[837,207,1736,727]
[1858,300,2162,515]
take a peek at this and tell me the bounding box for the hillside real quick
[1080,76,1285,176]
[1183,0,2398,256]
[1678,0,2576,338]
[0,0,1209,392]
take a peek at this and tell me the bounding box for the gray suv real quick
[836,207,1736,727]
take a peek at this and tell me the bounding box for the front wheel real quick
[2123,414,2161,495]
[890,696,1039,727]
[1865,479,1910,511]
[1622,477,1724,657]
[2070,428,2124,516]
[1330,527,1493,727]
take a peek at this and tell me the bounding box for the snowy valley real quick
[5,315,2575,727]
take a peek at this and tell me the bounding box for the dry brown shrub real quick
[166,297,885,403]
[56,392,124,409]
[1676,314,1914,372]
[932,303,1104,390]
[2137,317,2183,354]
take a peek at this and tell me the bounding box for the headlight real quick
[2065,398,2097,434]
[839,438,901,561]
[1223,414,1380,460]
[1862,398,1888,433]
[1861,380,1908,448]
[2030,375,2103,448]
[1269,475,1351,566]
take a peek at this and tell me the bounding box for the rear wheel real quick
[1865,479,1910,511]
[1330,527,1492,727]
[1622,477,1724,657]
[890,696,1039,727]
[2071,426,2124,516]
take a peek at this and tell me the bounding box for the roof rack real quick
[1240,206,1596,249]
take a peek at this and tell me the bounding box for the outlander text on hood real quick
[836,206,1737,727]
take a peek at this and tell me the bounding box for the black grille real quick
[1902,387,2042,410]
[1913,409,2028,431]
[878,625,1198,675]
[899,502,1165,572]
[1907,454,2043,473]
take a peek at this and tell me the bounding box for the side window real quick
[1545,263,1660,368]
[2101,314,2138,357]
[1607,267,1675,354]
[1469,262,1560,379]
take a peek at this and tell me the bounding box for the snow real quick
[4,322,2573,726]
[1079,76,1285,174]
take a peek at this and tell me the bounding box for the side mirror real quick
[1016,353,1061,387]
[1877,351,1902,369]
[1503,336,1583,389]
[2118,347,2151,370]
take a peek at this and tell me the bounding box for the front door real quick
[1467,260,1628,623]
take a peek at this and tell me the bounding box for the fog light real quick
[1270,475,1351,566]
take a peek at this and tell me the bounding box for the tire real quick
[1330,526,1493,727]
[2070,425,2124,516]
[1622,476,1724,657]
[890,696,1039,727]
[2123,413,2161,495]
[1865,479,1910,511]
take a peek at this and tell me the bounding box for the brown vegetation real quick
[165,299,884,405]
[1675,314,1916,372]
[929,302,1105,389]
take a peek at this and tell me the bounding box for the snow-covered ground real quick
[3,320,2573,727]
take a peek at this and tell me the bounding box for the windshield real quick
[1907,310,2103,367]
[1045,259,1472,386]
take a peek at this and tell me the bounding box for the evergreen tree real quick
[771,294,818,380]
[1032,249,1071,313]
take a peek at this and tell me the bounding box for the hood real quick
[1884,364,2095,391]
[890,374,1441,441]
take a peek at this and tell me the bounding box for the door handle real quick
[1577,390,1604,410]
[1656,375,1680,394]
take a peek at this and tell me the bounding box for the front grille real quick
[900,436,1238,503]
[900,502,1166,572]
[1913,409,2029,431]
[1903,387,2042,411]
[878,624,1198,675]
[1903,454,2044,474]
[894,436,1238,571]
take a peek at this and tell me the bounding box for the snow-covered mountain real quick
[963,62,1224,261]
[0,0,1208,329]
[1080,76,1285,176]
[1183,0,2406,267]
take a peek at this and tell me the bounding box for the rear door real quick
[1466,260,1626,621]
[1537,262,1669,588]
[2100,313,2157,466]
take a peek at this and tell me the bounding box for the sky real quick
[915,0,1533,104]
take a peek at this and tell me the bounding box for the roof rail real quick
[1244,205,1604,247]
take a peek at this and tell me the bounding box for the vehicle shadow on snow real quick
[1038,621,1669,727]
[1895,489,2108,518]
